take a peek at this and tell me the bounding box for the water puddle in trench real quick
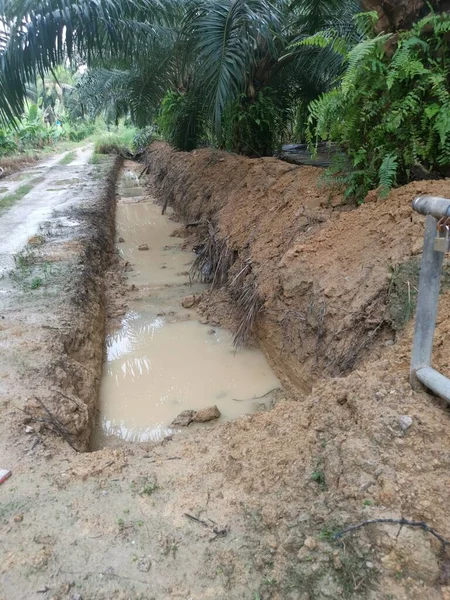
[93,169,280,448]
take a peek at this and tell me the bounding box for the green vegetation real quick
[141,480,158,495]
[310,469,326,490]
[30,276,43,289]
[0,0,361,157]
[308,12,450,201]
[130,475,158,496]
[157,90,205,152]
[11,242,55,291]
[88,153,110,165]
[283,537,377,599]
[0,76,98,159]
[94,133,127,155]
[221,88,288,156]
[58,151,76,165]
[0,183,33,213]
[0,1,448,200]
[93,127,138,155]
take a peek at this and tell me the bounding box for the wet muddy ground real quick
[0,146,94,274]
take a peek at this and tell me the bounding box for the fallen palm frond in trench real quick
[33,397,80,452]
[13,398,80,452]
[230,273,264,348]
[189,221,236,287]
[189,221,264,347]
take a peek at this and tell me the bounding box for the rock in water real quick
[192,405,221,423]
[170,410,196,428]
[138,243,149,251]
[182,295,197,308]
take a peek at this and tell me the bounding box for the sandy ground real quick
[2,144,450,599]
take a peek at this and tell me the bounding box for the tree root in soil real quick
[335,518,450,548]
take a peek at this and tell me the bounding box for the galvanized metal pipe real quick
[415,367,450,403]
[412,196,450,219]
[410,214,444,386]
[410,202,450,402]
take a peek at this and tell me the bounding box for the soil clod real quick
[170,410,196,428]
[181,294,198,309]
[192,405,221,422]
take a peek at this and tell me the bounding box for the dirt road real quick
[0,146,93,275]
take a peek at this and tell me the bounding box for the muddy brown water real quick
[93,168,280,447]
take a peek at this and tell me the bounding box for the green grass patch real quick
[311,470,326,490]
[89,152,110,165]
[0,183,33,213]
[58,151,76,165]
[30,276,43,289]
[0,174,46,214]
[94,133,126,155]
[93,126,137,155]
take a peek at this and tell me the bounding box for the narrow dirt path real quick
[0,145,93,274]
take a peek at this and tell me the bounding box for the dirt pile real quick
[146,142,450,393]
[138,142,450,598]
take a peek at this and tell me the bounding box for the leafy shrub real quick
[0,109,95,157]
[64,122,96,142]
[94,132,127,154]
[94,126,138,154]
[221,88,288,156]
[157,90,205,152]
[0,129,18,156]
[308,13,450,202]
[132,126,155,152]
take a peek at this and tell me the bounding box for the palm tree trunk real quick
[362,0,450,32]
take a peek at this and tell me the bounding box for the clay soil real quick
[2,143,450,600]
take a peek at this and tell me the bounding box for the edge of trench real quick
[24,154,124,453]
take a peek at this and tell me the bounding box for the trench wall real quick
[23,156,123,451]
[145,142,441,394]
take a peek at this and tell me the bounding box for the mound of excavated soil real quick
[0,155,39,179]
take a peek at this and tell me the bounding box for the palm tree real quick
[0,0,174,123]
[0,0,361,153]
[360,0,447,33]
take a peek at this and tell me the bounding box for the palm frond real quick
[0,0,178,123]
[184,0,280,136]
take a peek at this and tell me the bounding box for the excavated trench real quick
[92,163,280,449]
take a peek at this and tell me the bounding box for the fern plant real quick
[308,12,450,202]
